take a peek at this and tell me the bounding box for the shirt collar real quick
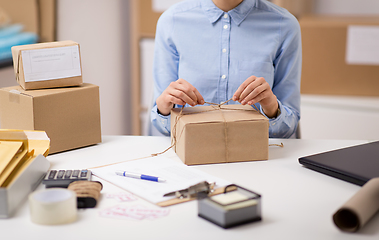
[201,0,256,26]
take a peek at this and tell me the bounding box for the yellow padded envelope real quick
[0,141,23,175]
[0,129,50,187]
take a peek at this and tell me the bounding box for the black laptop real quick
[298,141,379,186]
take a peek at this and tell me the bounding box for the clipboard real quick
[90,156,232,207]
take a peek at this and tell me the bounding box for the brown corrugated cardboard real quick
[300,15,379,96]
[11,40,82,90]
[171,105,269,165]
[0,83,101,154]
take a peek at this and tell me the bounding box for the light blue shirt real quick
[151,0,301,138]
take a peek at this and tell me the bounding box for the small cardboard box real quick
[171,105,269,165]
[11,40,82,90]
[300,15,379,96]
[0,83,101,154]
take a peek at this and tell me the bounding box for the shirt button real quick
[221,75,226,79]
[224,13,228,18]
[222,48,226,53]
[223,25,228,29]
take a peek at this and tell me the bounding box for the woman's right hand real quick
[156,78,204,116]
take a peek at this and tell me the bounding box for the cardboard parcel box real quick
[171,105,269,165]
[0,83,101,154]
[11,40,82,90]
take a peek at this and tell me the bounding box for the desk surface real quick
[2,136,379,240]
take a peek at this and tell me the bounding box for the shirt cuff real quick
[151,105,171,136]
[259,101,284,137]
[259,100,282,121]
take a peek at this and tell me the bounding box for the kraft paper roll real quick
[333,178,379,232]
[29,188,77,225]
[68,181,103,208]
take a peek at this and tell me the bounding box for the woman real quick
[151,0,301,138]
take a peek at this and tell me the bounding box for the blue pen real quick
[116,171,166,183]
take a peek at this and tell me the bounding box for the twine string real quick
[152,99,234,157]
[269,142,284,147]
[91,99,283,169]
[152,98,283,159]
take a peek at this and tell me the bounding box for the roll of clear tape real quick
[29,188,77,225]
[333,178,379,232]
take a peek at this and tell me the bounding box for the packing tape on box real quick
[333,178,379,232]
[29,188,77,225]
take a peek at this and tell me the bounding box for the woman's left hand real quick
[233,75,279,118]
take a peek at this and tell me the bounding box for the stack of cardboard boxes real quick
[0,40,102,154]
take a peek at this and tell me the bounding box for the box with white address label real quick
[11,40,83,90]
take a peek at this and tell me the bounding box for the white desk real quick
[2,136,379,240]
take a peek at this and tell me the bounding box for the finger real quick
[246,88,269,105]
[233,76,257,101]
[171,88,197,106]
[167,94,187,106]
[175,79,204,105]
[240,82,266,104]
[193,88,204,104]
[239,79,265,104]
[178,84,198,104]
[167,81,196,106]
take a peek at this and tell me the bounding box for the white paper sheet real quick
[90,156,231,204]
[22,45,81,82]
[346,25,379,65]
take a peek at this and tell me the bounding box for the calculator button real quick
[80,170,88,178]
[64,170,72,179]
[72,170,80,178]
[57,170,65,179]
[48,170,57,179]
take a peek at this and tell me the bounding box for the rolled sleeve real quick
[259,100,298,138]
[151,105,171,136]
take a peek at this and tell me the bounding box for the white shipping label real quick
[346,25,379,65]
[22,45,81,82]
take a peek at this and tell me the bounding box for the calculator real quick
[42,169,92,188]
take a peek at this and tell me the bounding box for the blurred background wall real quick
[56,0,131,135]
